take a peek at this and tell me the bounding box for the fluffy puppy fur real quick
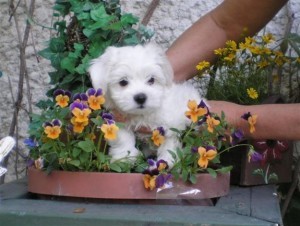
[89,44,203,167]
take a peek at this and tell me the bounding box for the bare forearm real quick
[167,0,288,82]
[209,101,300,140]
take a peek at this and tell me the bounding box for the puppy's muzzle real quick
[134,93,147,107]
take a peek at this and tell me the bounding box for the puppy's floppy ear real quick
[144,43,174,86]
[88,46,117,93]
[88,46,117,109]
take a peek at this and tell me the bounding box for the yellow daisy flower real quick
[196,61,210,71]
[247,88,259,99]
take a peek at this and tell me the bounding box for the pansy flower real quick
[24,138,38,148]
[155,173,172,189]
[143,159,171,190]
[73,93,88,102]
[247,147,263,163]
[206,115,220,133]
[198,146,217,168]
[143,159,169,176]
[87,88,105,110]
[151,127,165,147]
[143,174,157,190]
[70,101,91,123]
[156,159,168,171]
[185,100,208,123]
[143,159,159,176]
[101,112,115,125]
[230,129,244,145]
[53,89,72,108]
[100,123,119,140]
[241,112,257,133]
[70,117,89,133]
[43,119,62,139]
[252,139,289,165]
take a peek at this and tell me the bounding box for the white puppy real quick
[89,44,203,167]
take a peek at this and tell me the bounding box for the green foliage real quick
[39,0,153,96]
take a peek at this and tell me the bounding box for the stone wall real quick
[0,0,299,182]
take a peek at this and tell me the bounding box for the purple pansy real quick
[43,119,62,128]
[155,173,172,188]
[101,112,115,125]
[70,101,89,111]
[198,99,210,114]
[24,138,38,148]
[53,89,71,98]
[248,150,263,163]
[241,112,252,121]
[87,88,103,97]
[73,93,88,102]
[157,127,165,136]
[230,129,244,145]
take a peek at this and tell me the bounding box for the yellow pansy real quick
[198,146,217,169]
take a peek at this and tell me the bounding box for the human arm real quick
[209,101,300,140]
[166,0,288,82]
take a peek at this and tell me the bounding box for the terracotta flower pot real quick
[28,167,230,200]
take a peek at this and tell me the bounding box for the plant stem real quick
[264,163,270,184]
[217,143,252,156]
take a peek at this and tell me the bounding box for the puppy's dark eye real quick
[119,79,128,87]
[147,77,155,85]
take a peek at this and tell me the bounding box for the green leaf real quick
[206,168,217,178]
[61,56,78,73]
[121,14,138,25]
[79,152,89,164]
[60,73,76,86]
[49,37,66,53]
[168,150,177,161]
[189,173,197,184]
[68,160,80,167]
[72,148,81,158]
[109,163,122,172]
[77,139,95,152]
[181,168,189,182]
[124,35,139,45]
[268,173,278,182]
[90,5,112,22]
[169,128,182,134]
[82,28,95,38]
[91,117,103,126]
[97,152,107,163]
[40,142,55,151]
[183,135,194,146]
[217,165,233,174]
[74,43,84,52]
[77,12,90,21]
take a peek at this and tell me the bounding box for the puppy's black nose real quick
[134,93,147,105]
